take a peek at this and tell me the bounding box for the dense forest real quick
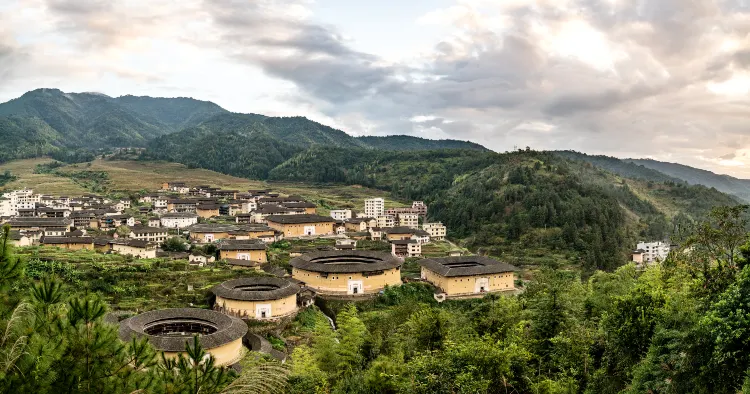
[4,207,750,393]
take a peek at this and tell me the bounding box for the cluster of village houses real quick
[0,183,448,264]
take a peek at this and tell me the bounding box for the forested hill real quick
[0,88,486,164]
[0,88,227,148]
[269,147,739,271]
[143,113,487,177]
[554,151,684,184]
[627,158,750,202]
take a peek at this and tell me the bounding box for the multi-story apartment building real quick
[636,241,671,263]
[364,198,384,218]
[397,213,419,229]
[376,215,395,228]
[1,189,40,216]
[423,222,447,240]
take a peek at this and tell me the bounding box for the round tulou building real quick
[212,277,301,320]
[118,308,247,367]
[290,250,402,296]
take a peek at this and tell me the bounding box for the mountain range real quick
[0,88,485,165]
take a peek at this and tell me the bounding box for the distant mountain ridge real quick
[554,150,750,202]
[626,158,750,202]
[0,88,487,164]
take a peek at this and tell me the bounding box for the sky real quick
[3,0,750,176]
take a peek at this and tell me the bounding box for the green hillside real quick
[267,147,740,271]
[0,89,488,165]
[627,158,750,202]
[357,135,487,151]
[554,151,683,183]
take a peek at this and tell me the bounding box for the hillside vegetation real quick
[266,148,741,271]
[628,158,750,201]
[0,89,486,165]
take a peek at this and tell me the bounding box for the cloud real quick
[5,0,750,176]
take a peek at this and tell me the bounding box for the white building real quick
[1,189,40,216]
[423,222,447,240]
[161,213,199,229]
[364,198,385,218]
[330,209,353,221]
[636,241,671,263]
[397,213,419,229]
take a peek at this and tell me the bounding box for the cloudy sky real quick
[2,0,750,176]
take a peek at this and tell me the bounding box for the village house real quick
[290,250,402,296]
[188,253,215,267]
[111,239,157,259]
[334,221,347,234]
[147,217,161,227]
[128,226,168,244]
[279,201,317,214]
[418,256,518,299]
[383,227,416,241]
[160,212,198,229]
[251,205,305,223]
[100,214,135,229]
[71,211,98,229]
[423,222,447,240]
[153,196,169,211]
[8,231,32,247]
[213,277,301,320]
[391,239,421,258]
[8,217,72,232]
[411,229,431,244]
[44,227,68,237]
[187,223,237,243]
[196,203,220,219]
[40,236,94,250]
[162,182,190,194]
[335,239,357,251]
[368,227,384,241]
[344,218,375,233]
[167,199,198,213]
[224,258,263,270]
[266,214,336,237]
[632,250,645,264]
[218,239,268,263]
[330,209,353,221]
[235,213,255,224]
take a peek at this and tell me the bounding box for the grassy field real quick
[0,158,89,195]
[0,158,407,211]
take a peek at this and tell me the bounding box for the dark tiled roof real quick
[254,205,304,214]
[130,226,166,235]
[118,308,247,352]
[280,202,316,209]
[265,214,336,225]
[212,277,300,301]
[8,218,71,228]
[187,223,239,233]
[41,236,93,245]
[225,258,263,267]
[218,240,267,251]
[290,250,401,273]
[418,256,519,277]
